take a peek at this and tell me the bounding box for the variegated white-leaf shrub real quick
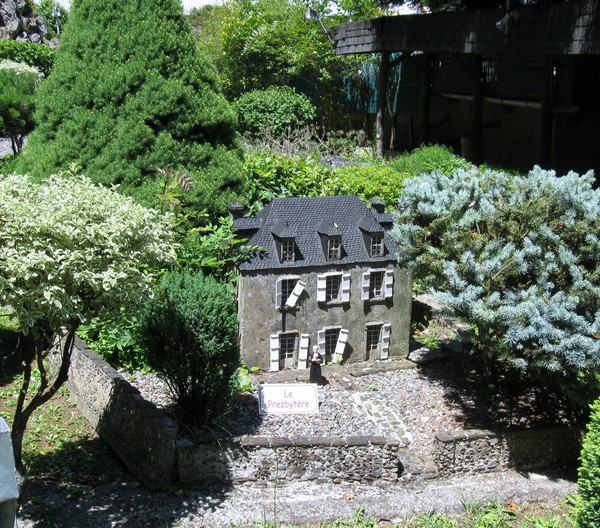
[392,165,600,406]
[0,168,177,471]
[0,170,177,334]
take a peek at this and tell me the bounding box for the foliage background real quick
[18,0,245,217]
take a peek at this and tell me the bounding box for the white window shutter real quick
[384,269,394,299]
[334,329,349,364]
[361,271,371,300]
[380,324,391,360]
[318,329,326,357]
[317,274,326,302]
[285,280,306,308]
[341,274,351,303]
[298,334,310,370]
[276,279,283,309]
[269,334,280,372]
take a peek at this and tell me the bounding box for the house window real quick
[326,275,341,302]
[318,327,349,364]
[370,233,384,257]
[369,271,384,298]
[281,238,295,263]
[269,332,306,371]
[361,269,394,301]
[324,328,340,358]
[366,325,381,357]
[276,276,305,309]
[281,278,297,307]
[327,236,342,260]
[317,273,351,304]
[365,323,391,360]
[279,333,297,360]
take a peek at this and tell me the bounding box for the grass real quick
[0,310,130,491]
[234,499,576,527]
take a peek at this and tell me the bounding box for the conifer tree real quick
[392,166,600,407]
[18,0,244,216]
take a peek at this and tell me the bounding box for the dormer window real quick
[281,238,295,263]
[370,233,384,257]
[327,236,342,260]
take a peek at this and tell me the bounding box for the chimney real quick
[371,199,385,214]
[228,202,245,219]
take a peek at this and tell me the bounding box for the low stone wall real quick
[64,338,178,491]
[63,340,580,490]
[434,428,581,477]
[177,436,401,485]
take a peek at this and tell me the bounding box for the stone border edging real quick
[434,427,582,477]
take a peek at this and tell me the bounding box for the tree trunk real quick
[10,326,78,474]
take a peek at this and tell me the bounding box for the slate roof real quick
[234,195,400,271]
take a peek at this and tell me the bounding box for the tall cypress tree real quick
[18,0,244,215]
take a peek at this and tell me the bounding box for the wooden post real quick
[471,54,483,165]
[376,51,391,158]
[540,55,553,168]
[420,52,432,145]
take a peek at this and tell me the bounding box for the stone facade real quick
[238,264,412,371]
[177,436,401,485]
[61,338,179,491]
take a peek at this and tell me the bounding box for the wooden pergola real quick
[330,1,600,162]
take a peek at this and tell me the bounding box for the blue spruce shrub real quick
[392,166,600,406]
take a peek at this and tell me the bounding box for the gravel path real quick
[126,355,574,480]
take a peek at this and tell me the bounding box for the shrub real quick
[388,144,469,177]
[139,270,239,426]
[0,40,54,77]
[577,398,600,528]
[329,164,408,207]
[0,169,176,470]
[18,0,244,217]
[234,86,316,139]
[243,150,333,213]
[392,166,600,407]
[0,60,39,154]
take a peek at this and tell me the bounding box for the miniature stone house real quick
[232,195,412,372]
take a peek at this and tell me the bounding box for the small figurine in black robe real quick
[309,345,323,385]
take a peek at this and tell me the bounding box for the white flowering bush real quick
[0,59,42,81]
[392,166,600,406]
[0,168,177,471]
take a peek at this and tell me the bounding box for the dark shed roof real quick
[234,196,400,271]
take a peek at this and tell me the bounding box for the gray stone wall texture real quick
[63,338,179,491]
[434,428,581,478]
[62,342,580,489]
[177,436,401,485]
[238,265,412,370]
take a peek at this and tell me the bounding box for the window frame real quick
[317,272,351,304]
[280,237,296,263]
[327,236,342,261]
[370,232,384,257]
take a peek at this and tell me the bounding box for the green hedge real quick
[234,86,316,139]
[577,398,600,527]
[0,40,54,77]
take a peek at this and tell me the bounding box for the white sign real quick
[258,383,319,415]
